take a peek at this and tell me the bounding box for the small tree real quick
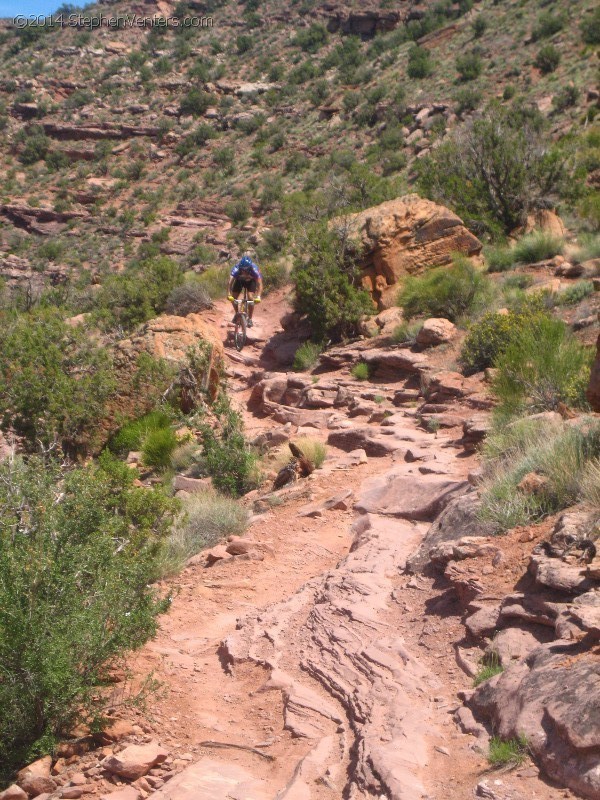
[456,52,483,82]
[292,220,373,342]
[407,45,433,79]
[417,102,566,235]
[534,44,560,74]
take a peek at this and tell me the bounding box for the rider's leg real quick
[247,291,255,320]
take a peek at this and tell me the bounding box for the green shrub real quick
[200,398,259,496]
[225,199,250,225]
[488,736,528,768]
[19,128,50,165]
[0,309,116,455]
[407,45,433,79]
[352,362,370,381]
[454,86,482,115]
[179,88,212,117]
[272,437,327,472]
[456,52,482,82]
[493,315,592,417]
[0,454,176,776]
[170,442,199,472]
[293,341,322,372]
[581,8,600,45]
[554,280,594,306]
[237,34,253,54]
[142,427,178,471]
[534,44,560,74]
[293,23,328,53]
[512,231,564,263]
[503,84,516,100]
[532,11,565,41]
[398,257,486,322]
[472,15,488,38]
[473,653,503,686]
[416,103,565,235]
[479,417,600,531]
[176,123,217,157]
[552,85,579,112]
[195,265,228,299]
[484,244,515,272]
[292,221,374,342]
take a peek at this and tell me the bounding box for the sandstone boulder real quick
[0,786,28,800]
[470,642,600,799]
[101,741,168,781]
[355,471,469,521]
[335,195,482,309]
[17,757,55,797]
[416,318,456,347]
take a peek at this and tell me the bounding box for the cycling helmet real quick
[240,255,253,267]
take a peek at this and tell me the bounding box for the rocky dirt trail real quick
[17,292,586,800]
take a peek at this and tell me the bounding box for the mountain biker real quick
[227,255,263,328]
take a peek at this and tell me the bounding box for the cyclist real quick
[227,254,263,328]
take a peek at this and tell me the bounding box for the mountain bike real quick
[232,287,250,351]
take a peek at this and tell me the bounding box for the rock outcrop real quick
[587,330,600,411]
[336,195,482,309]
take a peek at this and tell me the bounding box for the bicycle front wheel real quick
[234,314,247,351]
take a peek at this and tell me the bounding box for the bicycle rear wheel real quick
[234,313,247,351]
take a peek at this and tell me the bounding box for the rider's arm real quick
[257,276,263,297]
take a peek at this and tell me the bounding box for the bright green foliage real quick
[351,362,370,381]
[293,341,322,372]
[0,454,177,776]
[109,410,174,455]
[142,428,178,470]
[532,11,565,40]
[492,315,592,417]
[398,257,486,322]
[484,244,515,272]
[473,653,503,686]
[292,221,374,342]
[200,397,259,496]
[293,23,328,53]
[488,736,529,767]
[0,309,116,455]
[512,231,564,263]
[554,280,594,306]
[392,320,421,344]
[479,418,600,532]
[417,103,565,235]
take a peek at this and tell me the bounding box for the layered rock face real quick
[336,194,482,309]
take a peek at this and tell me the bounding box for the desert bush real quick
[534,44,560,74]
[391,320,421,344]
[398,257,486,322]
[0,309,116,454]
[158,490,247,575]
[554,280,594,306]
[479,417,600,531]
[512,231,564,263]
[170,441,199,472]
[460,298,546,374]
[492,315,592,417]
[472,15,488,38]
[225,199,250,225]
[456,52,482,82]
[292,220,374,342]
[293,23,328,53]
[179,88,211,117]
[407,45,433,79]
[175,123,217,158]
[293,341,322,372]
[165,282,213,316]
[416,102,565,235]
[95,256,183,331]
[19,127,50,165]
[552,85,579,112]
[581,8,600,45]
[200,398,259,496]
[532,11,565,41]
[484,244,515,272]
[454,86,482,114]
[236,34,253,54]
[195,265,228,299]
[272,437,327,472]
[0,454,176,776]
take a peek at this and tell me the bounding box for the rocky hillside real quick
[0,0,597,300]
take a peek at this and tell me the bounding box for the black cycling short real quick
[232,277,257,294]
